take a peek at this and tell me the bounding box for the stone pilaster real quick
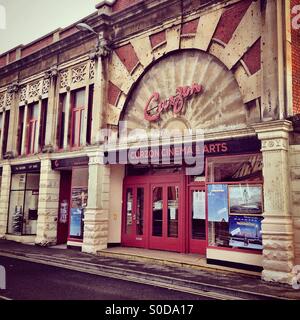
[261,0,285,120]
[254,120,294,284]
[35,158,60,246]
[82,152,110,254]
[0,163,11,237]
[44,67,58,151]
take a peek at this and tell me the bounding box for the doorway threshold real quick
[97,247,260,277]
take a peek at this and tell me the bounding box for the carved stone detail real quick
[72,64,87,84]
[5,93,13,108]
[20,86,27,102]
[0,93,5,109]
[42,78,51,95]
[28,81,41,99]
[89,60,95,80]
[60,70,69,88]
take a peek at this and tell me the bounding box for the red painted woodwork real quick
[150,30,166,48]
[242,38,261,75]
[122,172,204,254]
[108,81,122,106]
[115,44,139,73]
[181,19,199,35]
[57,171,72,245]
[213,0,253,44]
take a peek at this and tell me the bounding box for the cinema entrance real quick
[122,166,207,254]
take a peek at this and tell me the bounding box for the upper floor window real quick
[71,89,85,148]
[0,110,10,157]
[27,103,39,155]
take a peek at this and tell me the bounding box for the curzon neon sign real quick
[144,83,203,122]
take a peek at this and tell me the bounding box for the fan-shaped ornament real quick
[122,50,246,133]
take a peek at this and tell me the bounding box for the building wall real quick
[290,144,300,265]
[108,165,125,244]
[291,0,300,114]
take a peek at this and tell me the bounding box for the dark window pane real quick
[168,186,178,238]
[152,187,163,237]
[136,188,144,236]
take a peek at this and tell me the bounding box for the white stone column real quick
[254,120,294,284]
[44,69,58,151]
[82,151,110,254]
[0,163,11,237]
[35,157,60,246]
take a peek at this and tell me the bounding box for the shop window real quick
[206,154,264,252]
[7,173,40,235]
[1,110,10,156]
[71,89,85,148]
[17,106,25,155]
[57,93,66,149]
[27,103,39,154]
[39,99,48,151]
[69,167,88,240]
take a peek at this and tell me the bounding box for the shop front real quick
[107,48,266,270]
[52,157,89,248]
[6,162,40,237]
[119,138,263,270]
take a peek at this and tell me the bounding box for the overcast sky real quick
[0,0,101,54]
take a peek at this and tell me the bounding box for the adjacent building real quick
[0,0,300,285]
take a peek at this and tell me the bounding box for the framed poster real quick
[207,184,229,222]
[229,185,263,215]
[71,187,88,209]
[229,215,263,250]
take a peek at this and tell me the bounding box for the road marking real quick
[0,251,290,300]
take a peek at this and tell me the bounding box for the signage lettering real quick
[144,83,203,122]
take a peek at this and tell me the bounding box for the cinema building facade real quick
[0,0,300,284]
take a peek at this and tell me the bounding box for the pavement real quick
[0,239,300,300]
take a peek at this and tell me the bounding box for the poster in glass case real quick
[229,215,263,250]
[207,184,229,222]
[69,208,83,238]
[229,185,263,215]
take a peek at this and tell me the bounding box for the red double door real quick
[122,173,206,254]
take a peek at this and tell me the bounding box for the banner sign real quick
[11,162,40,174]
[107,137,261,164]
[52,156,89,170]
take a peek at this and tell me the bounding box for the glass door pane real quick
[191,190,206,240]
[136,188,144,236]
[168,186,179,238]
[125,188,133,235]
[152,186,163,237]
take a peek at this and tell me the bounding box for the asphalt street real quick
[0,256,211,300]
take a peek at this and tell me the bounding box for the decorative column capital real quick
[44,65,58,79]
[252,120,293,151]
[7,82,19,94]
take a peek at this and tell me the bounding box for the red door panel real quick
[57,171,72,245]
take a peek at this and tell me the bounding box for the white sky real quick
[0,0,100,54]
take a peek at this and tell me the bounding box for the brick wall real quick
[291,0,300,114]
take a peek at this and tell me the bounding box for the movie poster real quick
[229,185,263,215]
[207,184,229,222]
[229,215,263,250]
